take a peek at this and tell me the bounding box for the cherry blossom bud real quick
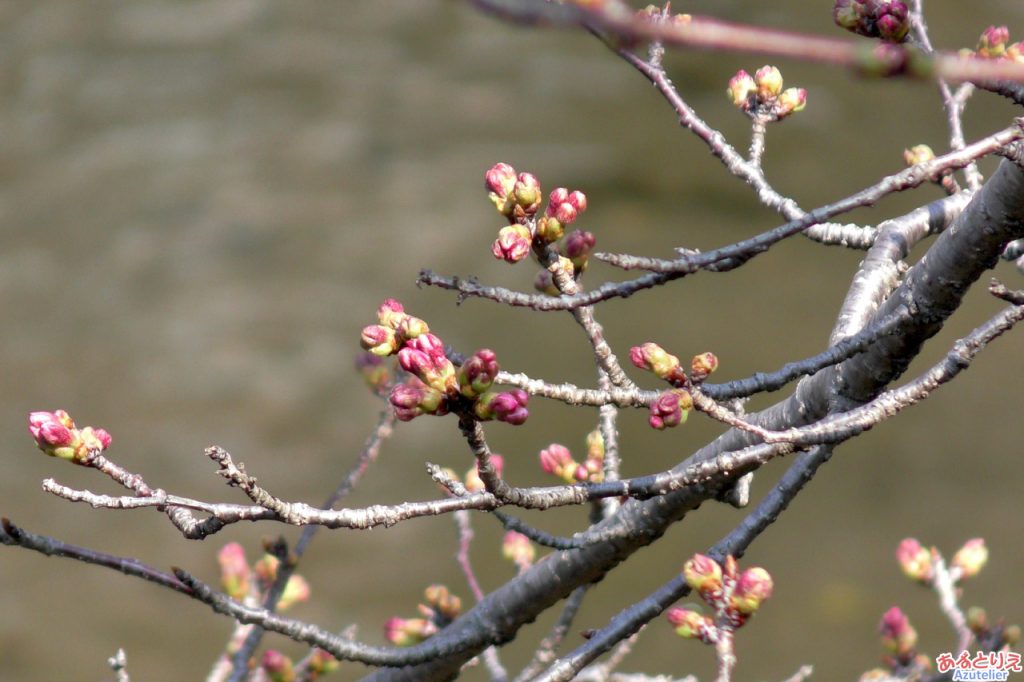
[253,554,280,587]
[648,389,692,430]
[485,162,517,198]
[492,225,533,263]
[903,144,935,166]
[832,0,863,32]
[727,70,757,111]
[1008,41,1024,63]
[683,554,723,601]
[307,649,339,675]
[361,324,398,356]
[513,173,542,216]
[951,538,988,580]
[539,443,577,483]
[396,315,430,343]
[730,566,774,615]
[475,390,529,425]
[567,190,587,213]
[28,411,75,458]
[896,538,934,583]
[978,26,1010,58]
[389,381,447,421]
[690,352,719,383]
[879,606,917,656]
[385,617,438,646]
[754,66,784,100]
[278,574,311,611]
[774,87,807,119]
[424,584,462,620]
[261,650,295,682]
[535,216,565,243]
[377,299,407,329]
[217,542,251,600]
[458,349,499,399]
[874,1,909,42]
[666,606,717,643]
[547,187,570,212]
[464,454,503,492]
[502,531,536,570]
[553,202,577,225]
[564,229,596,272]
[630,343,682,380]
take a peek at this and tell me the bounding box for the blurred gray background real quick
[1,2,1022,680]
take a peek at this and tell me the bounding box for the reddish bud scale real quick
[475,390,529,425]
[648,389,692,430]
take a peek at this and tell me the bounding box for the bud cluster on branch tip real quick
[636,5,691,26]
[384,617,438,647]
[833,0,910,42]
[483,163,593,269]
[217,542,252,600]
[963,26,1024,61]
[727,67,807,121]
[675,554,774,638]
[895,537,934,583]
[464,454,504,493]
[666,606,718,644]
[261,650,295,682]
[251,553,311,611]
[538,431,605,484]
[630,342,685,382]
[502,531,536,571]
[421,584,462,623]
[361,300,528,425]
[879,606,918,662]
[28,410,112,465]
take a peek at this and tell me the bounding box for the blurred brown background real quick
[1,2,1022,680]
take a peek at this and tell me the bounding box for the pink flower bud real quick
[406,333,448,365]
[385,617,438,647]
[492,225,533,263]
[377,299,407,328]
[502,531,536,570]
[464,454,503,492]
[564,229,596,272]
[879,606,917,656]
[513,173,542,215]
[727,70,757,110]
[485,162,517,198]
[28,411,74,449]
[683,553,724,602]
[307,649,339,674]
[361,324,398,356]
[278,574,311,611]
[261,650,295,682]
[389,381,447,421]
[666,607,717,643]
[978,25,1010,57]
[553,203,577,225]
[217,542,251,600]
[539,443,577,482]
[895,538,934,583]
[489,389,529,425]
[648,389,692,430]
[567,190,587,213]
[690,352,719,382]
[730,566,773,615]
[754,65,784,100]
[951,538,988,580]
[424,584,462,620]
[774,88,807,119]
[459,349,500,398]
[629,342,682,380]
[547,187,570,212]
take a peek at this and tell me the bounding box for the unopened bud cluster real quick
[896,537,988,585]
[538,429,605,483]
[727,66,807,121]
[630,344,718,430]
[217,542,311,612]
[361,299,528,425]
[833,0,910,42]
[28,410,112,465]
[502,531,536,571]
[385,584,462,646]
[484,163,596,278]
[877,606,923,669]
[635,5,691,26]
[963,26,1024,61]
[668,554,773,643]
